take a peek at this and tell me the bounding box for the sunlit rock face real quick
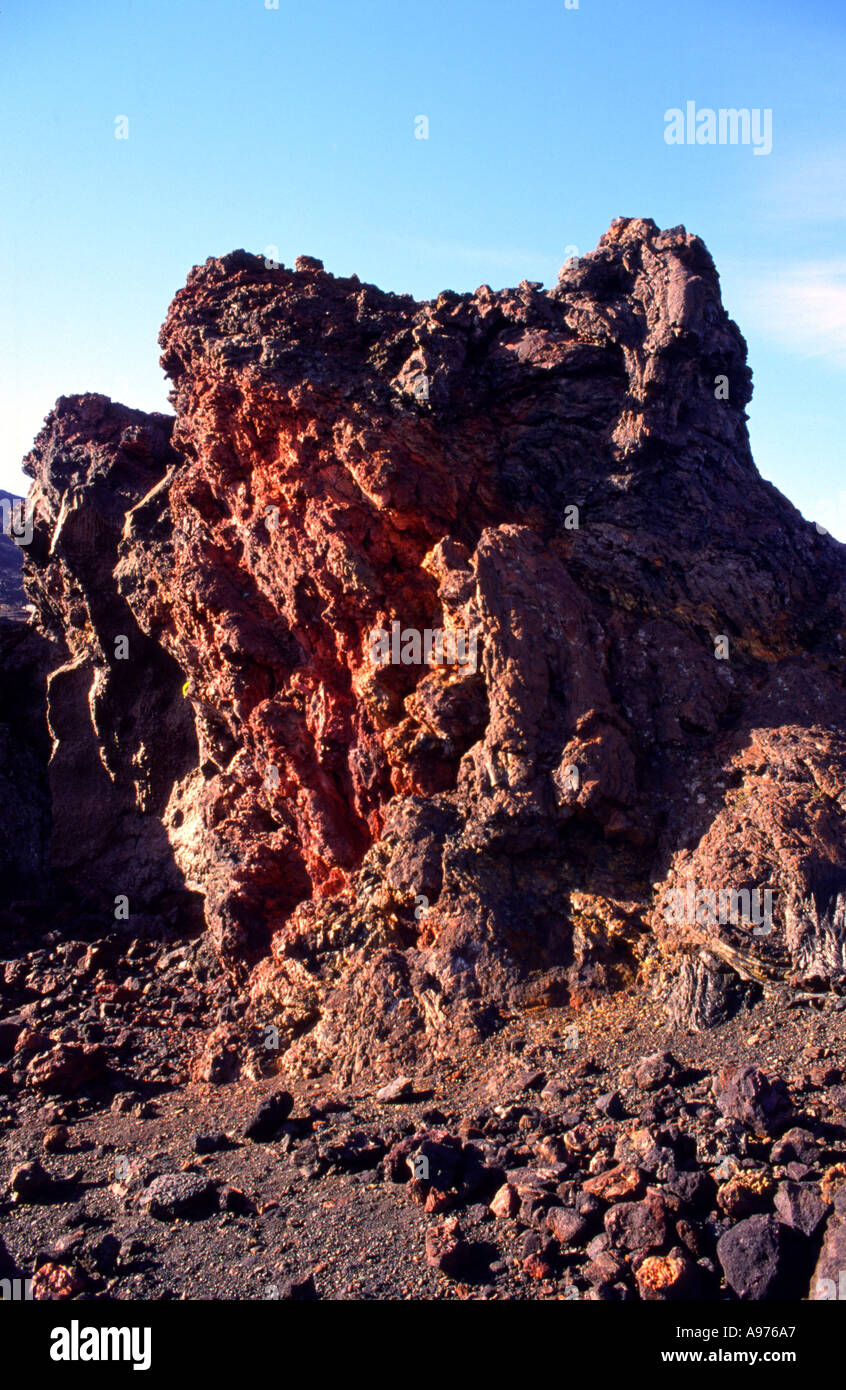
[19,219,846,1078]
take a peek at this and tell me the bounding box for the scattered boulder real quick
[605,1193,670,1253]
[583,1163,644,1203]
[31,1262,85,1300]
[278,1273,318,1300]
[139,1172,217,1221]
[547,1206,593,1247]
[490,1183,519,1219]
[375,1076,414,1103]
[242,1090,294,1142]
[26,1042,106,1094]
[425,1217,471,1279]
[635,1251,703,1300]
[10,1158,59,1202]
[713,1067,793,1136]
[43,1124,70,1154]
[193,1131,231,1155]
[773,1181,829,1239]
[810,1195,846,1299]
[322,1130,385,1172]
[717,1214,806,1299]
[631,1053,681,1092]
[716,1170,775,1220]
[771,1128,819,1166]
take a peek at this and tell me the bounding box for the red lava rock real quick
[31,1262,85,1300]
[406,1178,429,1206]
[193,1026,242,1085]
[635,1252,702,1300]
[583,1163,645,1202]
[809,1064,841,1087]
[424,1188,453,1215]
[583,1249,627,1290]
[375,1075,414,1103]
[14,1028,50,1056]
[425,1217,470,1278]
[42,1124,70,1153]
[490,1183,520,1219]
[26,1042,106,1094]
[522,1252,554,1280]
[605,1193,671,1253]
[0,1016,24,1058]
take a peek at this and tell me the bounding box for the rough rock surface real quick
[12,216,846,1081]
[20,396,203,923]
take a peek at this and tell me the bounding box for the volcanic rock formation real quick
[12,216,846,1080]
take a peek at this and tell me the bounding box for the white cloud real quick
[731,259,846,370]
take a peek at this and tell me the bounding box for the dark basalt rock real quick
[717,1214,810,1300]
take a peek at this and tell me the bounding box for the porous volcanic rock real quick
[17,216,846,1078]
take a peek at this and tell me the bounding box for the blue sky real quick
[1,0,844,535]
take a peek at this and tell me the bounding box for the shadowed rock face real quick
[0,618,55,899]
[21,395,203,928]
[17,217,846,1078]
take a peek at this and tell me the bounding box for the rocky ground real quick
[2,907,845,1302]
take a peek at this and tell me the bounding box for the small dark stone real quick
[322,1130,385,1173]
[193,1131,230,1155]
[547,1206,592,1246]
[514,1068,546,1093]
[596,1090,625,1119]
[89,1233,121,1273]
[10,1159,54,1201]
[280,1273,319,1299]
[664,1165,716,1211]
[243,1090,294,1142]
[773,1181,829,1238]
